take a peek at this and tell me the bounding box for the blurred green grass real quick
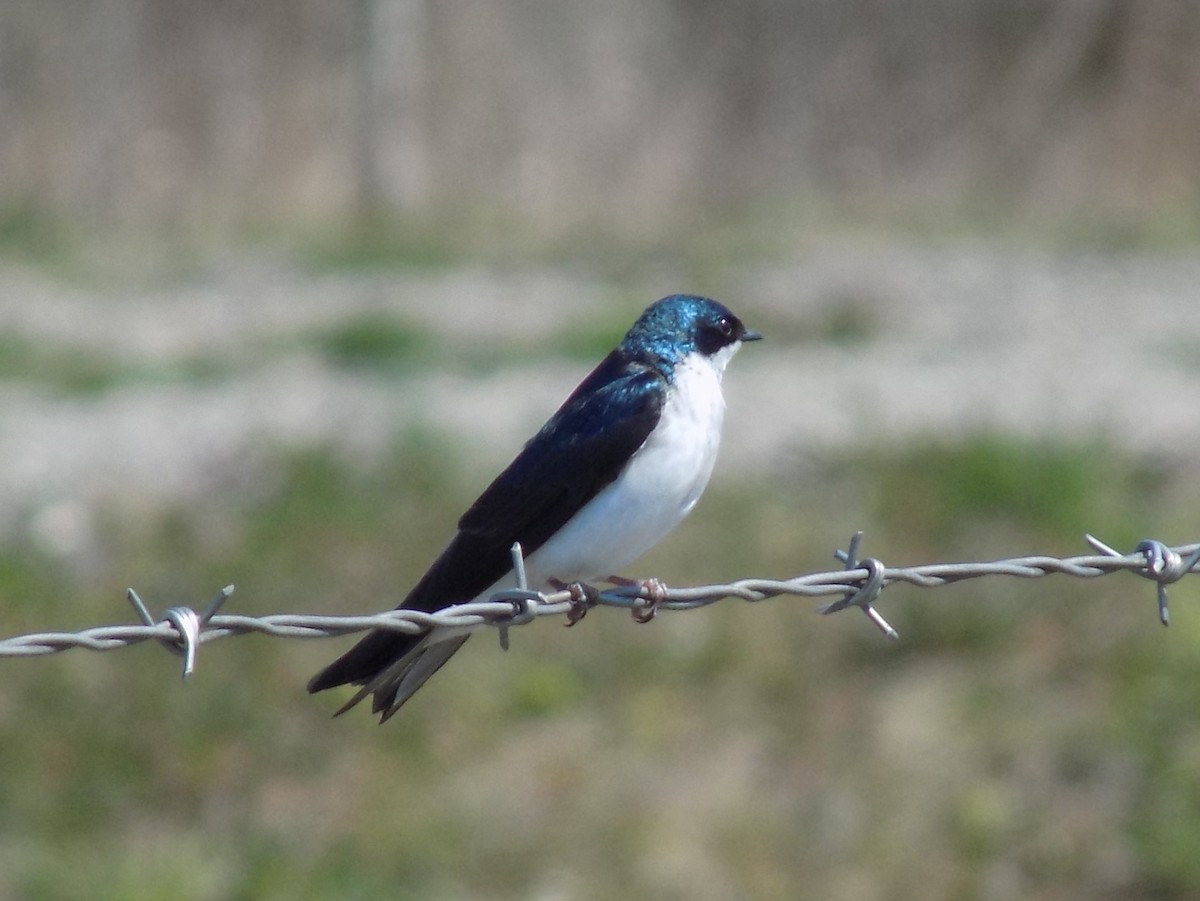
[2,431,1199,900]
[0,334,236,397]
[0,335,126,395]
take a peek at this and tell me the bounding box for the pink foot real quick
[550,578,599,627]
[605,576,667,623]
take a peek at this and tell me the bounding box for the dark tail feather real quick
[308,629,471,720]
[307,630,419,694]
[372,635,470,721]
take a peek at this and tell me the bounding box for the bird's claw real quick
[629,577,668,623]
[552,579,600,627]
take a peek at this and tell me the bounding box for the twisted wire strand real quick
[1,536,1197,676]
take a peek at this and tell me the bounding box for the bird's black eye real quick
[695,310,743,355]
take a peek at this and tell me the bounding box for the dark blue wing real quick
[307,350,664,694]
[403,353,664,611]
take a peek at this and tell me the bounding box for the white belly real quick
[519,351,728,586]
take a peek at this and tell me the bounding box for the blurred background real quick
[3,2,1200,899]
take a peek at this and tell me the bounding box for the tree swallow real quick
[308,294,761,720]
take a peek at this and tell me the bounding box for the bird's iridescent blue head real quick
[623,295,762,367]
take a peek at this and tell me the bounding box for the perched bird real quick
[308,294,761,720]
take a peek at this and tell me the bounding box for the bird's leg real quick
[550,578,600,627]
[606,575,668,623]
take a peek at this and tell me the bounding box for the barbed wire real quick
[1,533,1198,679]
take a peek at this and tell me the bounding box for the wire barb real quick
[823,532,898,639]
[125,585,235,679]
[494,542,543,652]
[1085,534,1200,627]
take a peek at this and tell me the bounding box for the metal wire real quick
[1,534,1198,679]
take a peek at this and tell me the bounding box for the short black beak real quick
[741,329,763,342]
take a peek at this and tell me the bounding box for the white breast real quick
[519,348,733,586]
